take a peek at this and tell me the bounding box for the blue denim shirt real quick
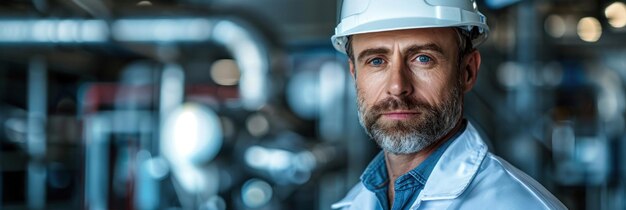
[360,122,466,210]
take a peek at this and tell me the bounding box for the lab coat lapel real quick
[331,183,377,210]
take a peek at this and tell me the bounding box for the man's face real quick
[350,28,465,154]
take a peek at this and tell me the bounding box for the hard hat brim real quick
[331,17,489,54]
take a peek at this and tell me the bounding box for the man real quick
[330,0,567,209]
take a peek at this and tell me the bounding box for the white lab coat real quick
[332,123,567,210]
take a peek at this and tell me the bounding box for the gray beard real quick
[356,81,463,155]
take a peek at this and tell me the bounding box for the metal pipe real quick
[27,56,47,209]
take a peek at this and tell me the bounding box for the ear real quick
[349,59,356,80]
[462,50,481,93]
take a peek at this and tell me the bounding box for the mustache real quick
[367,96,434,118]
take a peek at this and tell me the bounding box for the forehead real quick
[351,28,458,53]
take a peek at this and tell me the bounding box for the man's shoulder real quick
[460,152,567,209]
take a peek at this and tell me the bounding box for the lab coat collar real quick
[411,122,488,206]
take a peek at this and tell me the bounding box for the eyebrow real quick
[356,48,389,63]
[405,43,445,57]
[356,43,445,63]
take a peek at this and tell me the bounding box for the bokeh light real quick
[210,59,240,86]
[545,14,567,38]
[605,2,626,28]
[241,179,272,208]
[577,17,602,42]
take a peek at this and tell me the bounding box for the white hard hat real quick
[331,0,490,54]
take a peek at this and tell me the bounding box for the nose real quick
[386,62,414,97]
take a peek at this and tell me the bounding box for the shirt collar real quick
[360,152,388,192]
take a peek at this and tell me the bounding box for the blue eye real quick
[416,55,432,63]
[369,58,384,66]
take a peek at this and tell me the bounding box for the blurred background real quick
[0,0,624,209]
